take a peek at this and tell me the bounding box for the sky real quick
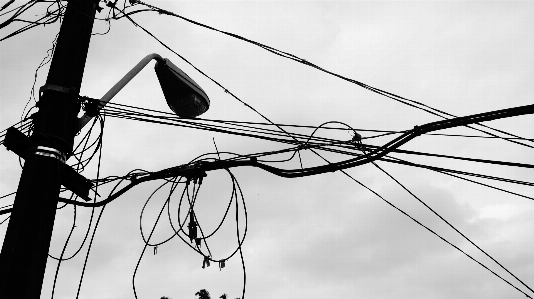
[1,1,534,299]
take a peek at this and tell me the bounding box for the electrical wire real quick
[309,149,534,298]
[92,100,534,171]
[131,156,248,299]
[132,0,534,151]
[74,172,135,299]
[0,215,10,227]
[76,98,534,141]
[369,159,534,295]
[0,2,64,42]
[132,177,180,299]
[0,191,16,200]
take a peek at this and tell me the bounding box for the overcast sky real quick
[1,1,534,299]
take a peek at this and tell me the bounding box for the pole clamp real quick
[39,84,79,96]
[31,146,66,163]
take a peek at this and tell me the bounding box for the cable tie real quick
[195,238,202,247]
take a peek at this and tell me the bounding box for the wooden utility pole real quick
[0,0,98,298]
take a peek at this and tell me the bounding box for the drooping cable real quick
[132,176,180,299]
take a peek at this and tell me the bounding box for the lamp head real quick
[154,59,209,118]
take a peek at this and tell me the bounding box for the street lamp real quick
[78,53,209,130]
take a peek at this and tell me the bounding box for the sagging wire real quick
[50,113,106,299]
[23,28,60,121]
[132,176,183,299]
[0,0,65,42]
[268,117,534,297]
[133,160,248,299]
[78,99,534,141]
[74,170,140,299]
[0,0,38,30]
[130,0,534,151]
[109,3,299,151]
[92,99,534,160]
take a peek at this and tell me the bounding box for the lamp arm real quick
[77,53,164,132]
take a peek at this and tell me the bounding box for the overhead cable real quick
[370,160,534,295]
[133,0,534,149]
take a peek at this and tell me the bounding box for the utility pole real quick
[0,0,98,298]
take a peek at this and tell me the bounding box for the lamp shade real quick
[154,59,209,118]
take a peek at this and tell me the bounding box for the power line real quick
[370,160,534,295]
[309,150,533,299]
[132,0,534,150]
[93,100,534,172]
